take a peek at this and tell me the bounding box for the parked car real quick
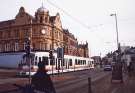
[104,65,112,71]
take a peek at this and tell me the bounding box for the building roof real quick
[37,6,49,13]
[125,48,135,54]
[63,29,77,40]
[0,19,15,28]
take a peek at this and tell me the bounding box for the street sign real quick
[57,47,64,59]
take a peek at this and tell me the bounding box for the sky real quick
[0,0,135,57]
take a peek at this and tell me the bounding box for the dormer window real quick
[40,16,43,23]
[45,17,48,23]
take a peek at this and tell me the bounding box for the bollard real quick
[88,77,92,93]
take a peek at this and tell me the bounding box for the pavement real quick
[92,72,135,93]
[110,75,135,93]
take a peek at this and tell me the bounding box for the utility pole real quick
[110,13,123,83]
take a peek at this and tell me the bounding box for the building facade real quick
[0,6,89,58]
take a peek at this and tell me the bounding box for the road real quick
[54,69,110,93]
[0,68,111,93]
[0,68,134,93]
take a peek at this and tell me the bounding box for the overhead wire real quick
[46,0,117,55]
[46,0,103,31]
[46,0,108,48]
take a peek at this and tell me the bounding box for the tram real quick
[18,51,94,76]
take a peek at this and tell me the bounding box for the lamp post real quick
[25,20,32,84]
[110,13,119,50]
[25,37,31,84]
[110,13,123,83]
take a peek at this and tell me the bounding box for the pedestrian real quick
[31,61,56,93]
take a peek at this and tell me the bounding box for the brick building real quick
[0,6,89,58]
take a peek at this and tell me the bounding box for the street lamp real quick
[25,20,32,84]
[110,13,123,83]
[110,13,119,50]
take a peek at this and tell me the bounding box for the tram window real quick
[82,60,83,65]
[83,60,86,65]
[34,56,37,64]
[80,60,81,65]
[50,59,53,65]
[42,56,49,65]
[50,58,56,65]
[69,59,72,62]
[35,56,37,61]
[69,59,72,66]
[82,60,84,65]
[63,59,65,66]
[61,60,64,66]
[90,61,92,64]
[53,58,55,65]
[31,57,34,64]
[78,60,80,65]
[69,62,72,66]
[80,60,82,65]
[39,57,41,62]
[75,59,77,65]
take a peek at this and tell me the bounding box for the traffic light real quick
[49,50,53,59]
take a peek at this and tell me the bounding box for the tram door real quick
[65,59,68,69]
[69,59,72,69]
[55,58,58,70]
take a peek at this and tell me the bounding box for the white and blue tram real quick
[0,52,94,76]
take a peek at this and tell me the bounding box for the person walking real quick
[31,61,56,93]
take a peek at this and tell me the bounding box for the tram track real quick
[55,71,110,93]
[54,69,110,93]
